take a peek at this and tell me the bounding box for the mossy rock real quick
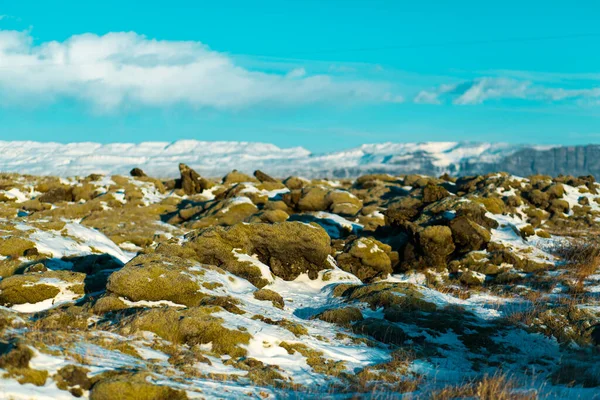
[0,271,85,307]
[344,282,436,312]
[548,199,570,214]
[449,216,491,253]
[459,270,486,286]
[90,372,188,400]
[222,169,257,185]
[417,225,455,268]
[519,224,535,238]
[454,202,499,230]
[253,288,285,309]
[179,221,331,285]
[3,367,48,386]
[123,307,251,358]
[0,237,36,258]
[336,237,393,282]
[422,184,450,203]
[187,198,259,229]
[93,295,129,314]
[544,183,565,199]
[473,196,505,214]
[327,190,362,216]
[283,176,308,190]
[315,307,363,327]
[106,253,206,307]
[297,186,331,212]
[384,197,422,226]
[523,189,550,209]
[0,341,32,369]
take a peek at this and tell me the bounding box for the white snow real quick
[0,140,535,178]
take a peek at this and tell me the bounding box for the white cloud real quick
[0,30,400,111]
[414,90,441,104]
[414,77,600,105]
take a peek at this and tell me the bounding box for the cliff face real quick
[459,145,600,177]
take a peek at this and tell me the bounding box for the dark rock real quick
[179,163,213,195]
[130,168,147,177]
[254,170,278,183]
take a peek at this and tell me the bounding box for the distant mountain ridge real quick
[0,140,598,178]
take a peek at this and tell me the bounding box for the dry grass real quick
[554,239,600,283]
[430,373,538,400]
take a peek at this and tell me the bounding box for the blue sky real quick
[0,1,599,152]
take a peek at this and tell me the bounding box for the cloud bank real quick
[0,30,400,110]
[414,77,600,105]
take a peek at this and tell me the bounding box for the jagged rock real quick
[254,170,278,183]
[449,216,491,253]
[179,163,213,195]
[129,168,147,177]
[336,237,393,282]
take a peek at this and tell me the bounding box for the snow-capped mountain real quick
[0,140,596,178]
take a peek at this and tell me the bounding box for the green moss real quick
[90,373,189,400]
[279,342,346,377]
[199,296,245,314]
[315,307,364,327]
[0,237,36,257]
[253,288,285,309]
[106,253,206,307]
[251,315,308,337]
[124,307,251,358]
[4,367,48,386]
[0,279,60,307]
[473,197,505,214]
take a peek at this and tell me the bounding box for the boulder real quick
[106,253,206,307]
[129,168,147,178]
[384,197,422,227]
[326,190,362,216]
[297,186,331,212]
[422,184,450,203]
[336,237,393,282]
[459,270,486,286]
[449,216,491,253]
[417,225,455,268]
[0,271,85,309]
[178,222,332,286]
